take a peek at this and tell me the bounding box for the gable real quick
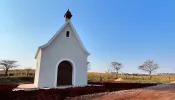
[35,21,90,59]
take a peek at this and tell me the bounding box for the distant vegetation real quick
[0,71,175,83]
[88,72,175,83]
[138,60,159,79]
[0,59,34,77]
[108,62,123,78]
[0,76,34,83]
[0,59,174,84]
[0,60,19,77]
[0,69,35,77]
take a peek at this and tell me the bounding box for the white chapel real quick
[34,10,90,88]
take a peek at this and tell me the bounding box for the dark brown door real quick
[57,61,72,86]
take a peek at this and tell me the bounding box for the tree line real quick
[0,60,32,77]
[107,60,159,79]
[0,59,159,79]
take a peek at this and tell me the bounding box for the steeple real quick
[64,9,72,22]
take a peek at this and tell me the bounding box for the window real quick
[66,31,70,37]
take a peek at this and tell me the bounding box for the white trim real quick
[54,59,76,87]
[35,21,90,59]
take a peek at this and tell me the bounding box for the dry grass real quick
[1,69,175,84]
[88,72,175,83]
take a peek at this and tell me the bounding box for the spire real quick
[64,9,72,22]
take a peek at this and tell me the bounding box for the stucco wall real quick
[34,49,42,87]
[37,23,88,88]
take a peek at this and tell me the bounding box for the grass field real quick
[88,72,175,83]
[0,76,34,83]
[0,72,175,83]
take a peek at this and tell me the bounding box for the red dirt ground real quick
[67,84,175,100]
[94,84,175,100]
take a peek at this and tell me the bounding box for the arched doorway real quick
[57,61,72,86]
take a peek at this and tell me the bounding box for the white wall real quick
[34,49,42,87]
[36,23,88,88]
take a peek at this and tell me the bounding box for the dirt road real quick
[67,84,175,100]
[94,84,175,100]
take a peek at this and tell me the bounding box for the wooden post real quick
[169,77,170,83]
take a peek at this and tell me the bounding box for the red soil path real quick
[94,84,175,100]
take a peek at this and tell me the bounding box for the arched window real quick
[66,31,70,37]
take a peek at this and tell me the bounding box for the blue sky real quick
[0,0,175,73]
